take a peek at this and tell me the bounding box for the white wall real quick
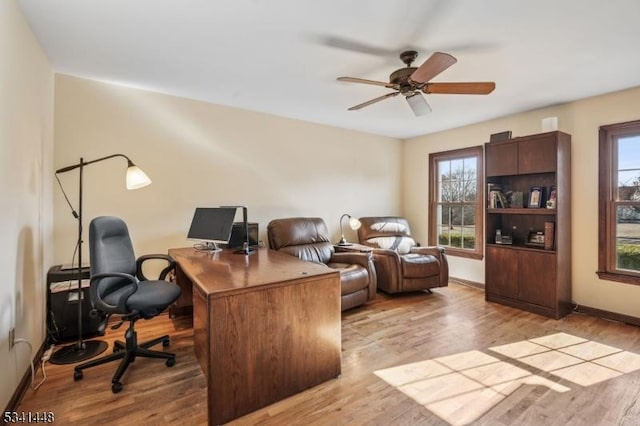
[53,75,402,265]
[0,0,53,410]
[404,86,640,317]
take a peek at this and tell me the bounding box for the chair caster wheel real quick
[112,382,123,393]
[162,339,170,347]
[73,370,83,381]
[166,357,176,367]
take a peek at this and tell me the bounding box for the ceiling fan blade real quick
[337,77,395,88]
[405,92,432,116]
[409,52,457,84]
[424,82,496,95]
[348,92,399,111]
[322,36,396,57]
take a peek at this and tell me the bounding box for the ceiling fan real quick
[337,50,495,116]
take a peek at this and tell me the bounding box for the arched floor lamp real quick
[50,154,152,364]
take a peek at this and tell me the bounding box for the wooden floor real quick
[18,283,640,425]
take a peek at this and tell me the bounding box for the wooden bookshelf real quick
[484,131,572,319]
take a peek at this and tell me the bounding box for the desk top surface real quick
[169,247,337,296]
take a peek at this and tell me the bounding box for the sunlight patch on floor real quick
[374,332,640,425]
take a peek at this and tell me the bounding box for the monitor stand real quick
[196,241,222,252]
[234,242,255,255]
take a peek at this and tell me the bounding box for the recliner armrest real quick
[409,246,444,256]
[330,251,377,300]
[330,251,371,268]
[409,246,449,287]
[136,254,176,281]
[369,247,402,261]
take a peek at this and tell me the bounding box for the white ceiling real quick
[16,0,640,139]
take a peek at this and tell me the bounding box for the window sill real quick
[443,248,483,260]
[596,270,640,285]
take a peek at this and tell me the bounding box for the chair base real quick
[73,321,176,393]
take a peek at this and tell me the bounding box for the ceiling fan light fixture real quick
[406,92,431,116]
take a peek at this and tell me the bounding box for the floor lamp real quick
[50,154,152,364]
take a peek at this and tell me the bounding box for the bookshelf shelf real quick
[486,243,556,254]
[487,208,556,215]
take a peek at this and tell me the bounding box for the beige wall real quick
[404,85,640,317]
[53,75,402,265]
[0,0,54,410]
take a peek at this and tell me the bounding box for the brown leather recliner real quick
[357,216,448,294]
[267,217,377,311]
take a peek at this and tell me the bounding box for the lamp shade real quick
[348,217,362,230]
[406,92,431,116]
[126,165,152,190]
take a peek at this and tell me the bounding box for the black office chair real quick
[73,216,181,393]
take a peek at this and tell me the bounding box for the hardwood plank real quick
[17,283,640,425]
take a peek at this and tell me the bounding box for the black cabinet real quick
[46,265,104,342]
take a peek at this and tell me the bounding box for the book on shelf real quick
[544,221,555,250]
[487,183,509,208]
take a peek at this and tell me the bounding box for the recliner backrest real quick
[358,216,417,254]
[89,216,137,312]
[267,217,333,264]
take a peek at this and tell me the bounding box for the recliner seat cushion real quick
[401,254,440,278]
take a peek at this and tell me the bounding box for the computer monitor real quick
[187,207,236,252]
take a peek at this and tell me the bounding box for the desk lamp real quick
[337,214,362,246]
[220,205,255,255]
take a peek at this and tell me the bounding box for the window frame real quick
[597,119,640,284]
[428,146,484,260]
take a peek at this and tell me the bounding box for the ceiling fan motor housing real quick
[390,67,418,94]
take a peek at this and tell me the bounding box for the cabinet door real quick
[486,246,518,299]
[518,134,557,174]
[518,251,556,308]
[486,142,517,176]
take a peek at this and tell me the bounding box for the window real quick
[598,119,640,284]
[429,146,483,259]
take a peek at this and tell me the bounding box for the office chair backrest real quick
[89,216,137,314]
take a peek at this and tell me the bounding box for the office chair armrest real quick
[91,272,138,313]
[136,254,176,281]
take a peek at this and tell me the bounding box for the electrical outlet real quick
[9,327,15,349]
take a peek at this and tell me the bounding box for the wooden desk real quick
[168,247,341,425]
